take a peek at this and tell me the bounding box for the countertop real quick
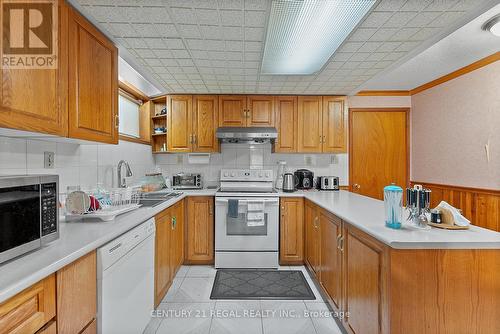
[1,188,499,303]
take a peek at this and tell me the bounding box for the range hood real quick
[216,127,278,144]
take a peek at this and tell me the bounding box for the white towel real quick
[247,200,265,226]
[436,201,471,226]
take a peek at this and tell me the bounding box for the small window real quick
[118,94,140,138]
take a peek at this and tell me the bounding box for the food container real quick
[139,173,166,192]
[430,208,442,224]
[384,185,403,229]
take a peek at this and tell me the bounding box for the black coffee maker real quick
[294,169,314,189]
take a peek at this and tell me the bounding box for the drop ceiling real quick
[72,0,497,95]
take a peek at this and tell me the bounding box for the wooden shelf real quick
[152,132,167,136]
[152,114,167,119]
[152,151,168,154]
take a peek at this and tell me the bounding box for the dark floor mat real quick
[210,270,316,300]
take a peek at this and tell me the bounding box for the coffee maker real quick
[294,169,314,189]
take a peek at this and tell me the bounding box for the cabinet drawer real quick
[0,274,56,334]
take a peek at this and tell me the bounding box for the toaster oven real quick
[172,173,203,190]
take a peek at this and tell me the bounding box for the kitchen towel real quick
[228,199,239,218]
[247,200,265,227]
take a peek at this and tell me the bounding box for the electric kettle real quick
[282,173,298,192]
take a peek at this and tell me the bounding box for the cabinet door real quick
[193,95,218,152]
[167,95,192,152]
[304,201,320,276]
[274,96,297,152]
[0,275,55,334]
[343,226,387,334]
[0,1,68,137]
[319,211,342,311]
[247,95,274,127]
[280,198,304,264]
[68,7,118,144]
[298,96,323,153]
[186,196,214,264]
[322,97,347,153]
[57,251,96,334]
[171,200,185,274]
[155,210,172,307]
[218,95,247,127]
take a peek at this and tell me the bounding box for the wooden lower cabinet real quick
[342,225,389,334]
[80,319,96,334]
[185,196,214,264]
[56,251,97,334]
[319,210,342,311]
[0,275,56,334]
[279,198,304,264]
[37,321,57,334]
[304,200,321,275]
[154,200,185,307]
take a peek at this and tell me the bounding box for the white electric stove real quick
[215,169,279,268]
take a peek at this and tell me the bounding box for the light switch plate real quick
[44,151,55,168]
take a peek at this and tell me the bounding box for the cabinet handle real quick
[193,134,197,144]
[209,205,213,215]
[171,216,176,230]
[336,234,342,249]
[115,115,119,129]
[339,236,344,252]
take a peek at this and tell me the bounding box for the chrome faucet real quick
[117,160,133,188]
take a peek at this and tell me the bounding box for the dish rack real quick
[65,187,142,222]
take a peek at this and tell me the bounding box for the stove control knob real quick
[231,172,236,177]
[258,172,263,178]
[223,172,228,177]
[265,172,270,178]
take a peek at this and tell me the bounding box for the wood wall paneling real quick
[411,181,500,232]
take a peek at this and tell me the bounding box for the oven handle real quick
[215,198,279,204]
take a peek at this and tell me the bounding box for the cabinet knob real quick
[353,183,361,190]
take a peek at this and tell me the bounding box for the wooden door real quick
[298,96,323,153]
[322,97,347,153]
[167,95,192,152]
[350,109,408,200]
[193,95,218,152]
[154,209,172,307]
[279,198,304,264]
[343,226,387,334]
[247,95,274,127]
[0,1,68,137]
[170,200,185,275]
[68,7,118,144]
[0,275,56,334]
[319,211,342,311]
[218,95,247,127]
[304,201,320,276]
[57,251,96,334]
[274,96,297,152]
[186,196,214,264]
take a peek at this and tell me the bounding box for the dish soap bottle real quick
[384,185,403,229]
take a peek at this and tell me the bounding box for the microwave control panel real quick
[41,182,57,236]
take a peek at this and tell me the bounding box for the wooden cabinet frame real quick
[279,197,304,264]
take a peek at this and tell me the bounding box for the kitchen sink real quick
[138,192,182,207]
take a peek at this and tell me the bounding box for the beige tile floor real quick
[143,265,343,334]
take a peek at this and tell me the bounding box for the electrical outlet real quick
[44,151,55,168]
[177,155,183,164]
[330,155,338,165]
[304,155,315,166]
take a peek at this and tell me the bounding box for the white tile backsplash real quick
[0,138,156,192]
[155,143,349,186]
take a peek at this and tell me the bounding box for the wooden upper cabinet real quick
[298,96,323,153]
[322,96,347,153]
[0,1,68,136]
[56,251,96,334]
[247,95,274,127]
[167,95,192,152]
[193,95,218,152]
[0,274,56,334]
[319,211,342,311]
[274,96,297,152]
[186,196,214,264]
[280,198,304,264]
[219,95,247,127]
[68,6,118,144]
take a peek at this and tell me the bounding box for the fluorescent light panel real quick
[261,0,376,75]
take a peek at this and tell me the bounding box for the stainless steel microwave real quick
[0,175,59,264]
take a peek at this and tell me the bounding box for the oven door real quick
[0,177,42,264]
[215,197,279,251]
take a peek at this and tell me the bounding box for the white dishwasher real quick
[97,218,155,334]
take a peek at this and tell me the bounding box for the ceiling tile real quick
[373,0,406,11]
[218,0,243,10]
[164,38,185,49]
[360,11,394,28]
[220,10,244,26]
[369,28,398,41]
[223,26,243,40]
[201,25,223,39]
[178,24,202,38]
[195,9,220,25]
[171,7,198,24]
[244,10,267,27]
[132,23,160,37]
[244,41,262,52]
[244,27,265,41]
[153,24,179,37]
[171,50,190,58]
[349,28,377,41]
[377,41,402,52]
[407,12,442,27]
[383,11,418,28]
